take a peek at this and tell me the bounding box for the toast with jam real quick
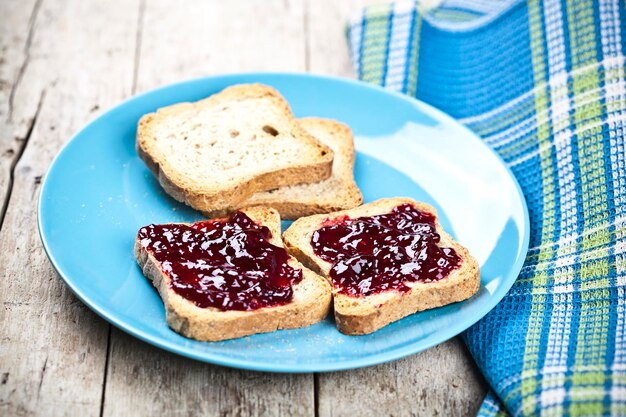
[136,84,334,214]
[135,206,332,341]
[239,117,363,219]
[283,197,480,335]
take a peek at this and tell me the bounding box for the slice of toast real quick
[238,118,363,219]
[136,84,334,213]
[283,198,480,335]
[135,206,332,341]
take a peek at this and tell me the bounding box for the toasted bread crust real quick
[136,84,334,213]
[283,198,480,335]
[135,206,332,341]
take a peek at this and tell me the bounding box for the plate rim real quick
[38,72,530,372]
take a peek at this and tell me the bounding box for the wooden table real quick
[1,1,488,415]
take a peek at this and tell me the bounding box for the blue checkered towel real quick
[347,0,626,415]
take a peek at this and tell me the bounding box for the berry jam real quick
[311,204,461,297]
[137,212,302,311]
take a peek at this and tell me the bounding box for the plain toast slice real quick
[239,117,363,219]
[283,198,480,335]
[135,206,332,341]
[137,84,334,213]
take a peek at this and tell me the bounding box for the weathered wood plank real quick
[0,0,40,221]
[317,339,487,417]
[0,0,140,415]
[305,0,383,76]
[305,0,355,76]
[134,0,307,94]
[102,1,314,416]
[307,1,488,416]
[107,328,313,417]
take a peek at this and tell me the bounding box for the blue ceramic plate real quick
[39,73,529,372]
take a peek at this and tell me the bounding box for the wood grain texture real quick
[101,1,314,416]
[0,0,40,222]
[306,0,355,76]
[134,0,306,94]
[105,328,313,417]
[0,0,139,415]
[305,0,383,76]
[318,339,487,417]
[308,1,488,416]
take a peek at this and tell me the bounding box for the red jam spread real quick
[137,212,302,311]
[311,204,461,297]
